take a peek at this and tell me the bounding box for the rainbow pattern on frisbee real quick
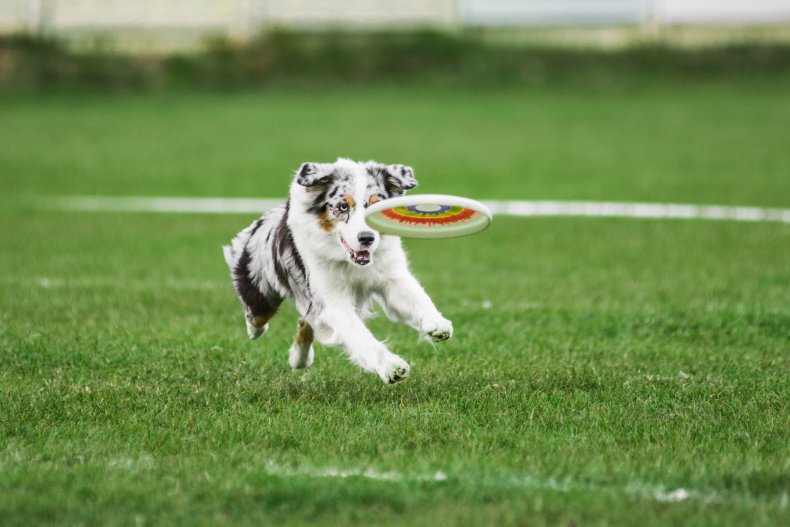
[364,194,492,239]
[381,204,478,226]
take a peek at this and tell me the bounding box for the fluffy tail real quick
[222,244,235,268]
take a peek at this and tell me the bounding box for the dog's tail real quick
[223,226,253,271]
[223,226,253,273]
[222,244,235,268]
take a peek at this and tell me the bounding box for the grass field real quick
[1,81,789,526]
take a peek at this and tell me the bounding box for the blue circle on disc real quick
[406,204,451,215]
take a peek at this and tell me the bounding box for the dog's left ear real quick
[295,162,333,187]
[383,164,418,195]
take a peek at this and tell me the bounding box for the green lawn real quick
[0,83,788,526]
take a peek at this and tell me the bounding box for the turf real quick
[0,83,788,526]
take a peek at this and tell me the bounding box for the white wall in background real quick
[3,1,790,35]
[662,0,790,24]
[51,0,456,29]
[267,0,456,27]
[459,0,651,26]
[51,1,235,29]
[0,0,32,31]
[0,1,456,33]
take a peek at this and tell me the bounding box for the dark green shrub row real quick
[2,30,790,92]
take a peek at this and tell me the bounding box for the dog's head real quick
[289,158,417,267]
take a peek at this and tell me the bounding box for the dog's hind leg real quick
[231,248,282,340]
[288,319,314,369]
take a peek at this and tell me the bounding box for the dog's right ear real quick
[296,162,333,187]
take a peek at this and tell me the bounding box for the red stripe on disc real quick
[381,207,477,226]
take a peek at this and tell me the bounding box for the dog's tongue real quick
[341,236,371,265]
[354,250,371,265]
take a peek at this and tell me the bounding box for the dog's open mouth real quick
[340,236,371,266]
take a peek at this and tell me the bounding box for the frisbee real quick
[364,194,492,239]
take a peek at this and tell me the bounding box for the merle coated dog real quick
[223,159,453,383]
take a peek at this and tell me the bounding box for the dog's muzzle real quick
[340,235,372,266]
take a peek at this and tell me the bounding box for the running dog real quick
[223,158,453,384]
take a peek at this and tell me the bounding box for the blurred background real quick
[2,1,790,88]
[0,1,788,97]
[2,1,790,51]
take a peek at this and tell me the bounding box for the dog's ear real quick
[382,164,418,195]
[295,162,333,187]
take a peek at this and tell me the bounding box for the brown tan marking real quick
[344,195,357,209]
[317,206,336,232]
[368,195,380,206]
[250,312,275,329]
[295,319,314,345]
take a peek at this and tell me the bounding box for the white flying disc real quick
[364,194,492,239]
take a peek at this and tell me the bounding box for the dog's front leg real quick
[379,273,453,343]
[311,306,410,384]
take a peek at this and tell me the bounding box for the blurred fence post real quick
[28,0,56,35]
[642,0,663,36]
[27,0,43,33]
[231,0,260,41]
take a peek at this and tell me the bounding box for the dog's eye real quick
[337,202,349,213]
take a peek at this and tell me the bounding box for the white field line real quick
[50,196,285,214]
[258,463,717,504]
[481,200,790,223]
[47,195,790,223]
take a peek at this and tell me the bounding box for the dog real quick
[223,158,453,384]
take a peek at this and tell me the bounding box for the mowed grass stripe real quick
[3,86,790,207]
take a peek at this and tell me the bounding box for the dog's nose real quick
[358,231,375,247]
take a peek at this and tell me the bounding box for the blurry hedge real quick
[2,30,790,92]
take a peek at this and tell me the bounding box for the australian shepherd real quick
[223,158,453,384]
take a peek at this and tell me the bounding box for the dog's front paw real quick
[246,319,268,340]
[421,315,453,343]
[288,344,314,370]
[377,354,410,384]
